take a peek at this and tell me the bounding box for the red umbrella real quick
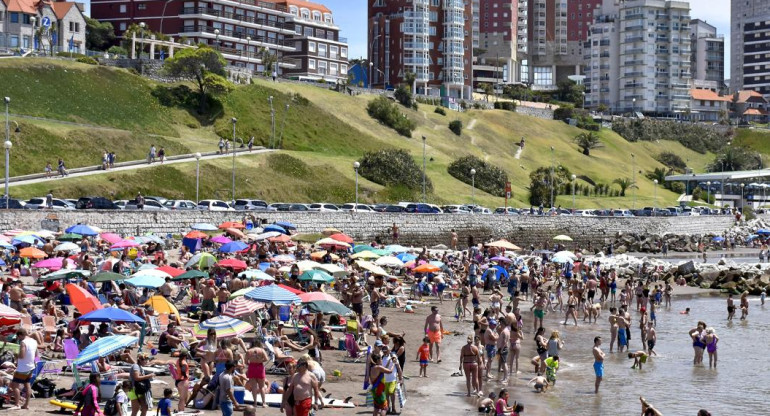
[298,292,342,304]
[219,222,245,230]
[157,265,185,278]
[329,233,354,244]
[277,284,304,295]
[185,231,208,239]
[217,258,248,271]
[0,304,21,332]
[66,283,102,315]
[268,234,291,243]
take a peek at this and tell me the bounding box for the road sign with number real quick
[41,16,51,28]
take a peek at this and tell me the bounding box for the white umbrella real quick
[296,260,322,272]
[253,231,281,240]
[132,269,172,279]
[314,263,348,277]
[54,242,80,252]
[375,256,405,268]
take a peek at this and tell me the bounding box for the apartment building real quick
[584,0,692,116]
[91,0,348,81]
[690,19,724,92]
[731,0,770,98]
[0,0,85,53]
[474,0,518,87]
[368,0,473,99]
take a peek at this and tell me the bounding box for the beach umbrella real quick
[137,263,158,271]
[321,227,342,236]
[356,260,389,276]
[78,308,145,324]
[12,235,43,246]
[309,251,340,262]
[299,292,353,316]
[191,223,218,231]
[219,221,245,230]
[125,275,165,288]
[219,241,248,253]
[173,270,209,281]
[244,284,301,305]
[384,245,409,253]
[264,224,288,235]
[0,241,13,250]
[375,256,404,268]
[110,240,140,250]
[295,260,321,272]
[298,269,335,284]
[712,236,725,242]
[33,230,56,239]
[37,269,90,282]
[253,231,281,240]
[132,269,172,279]
[186,252,217,269]
[553,235,573,242]
[268,234,291,243]
[221,297,264,318]
[90,271,126,283]
[144,295,180,317]
[193,316,254,339]
[396,253,417,262]
[185,231,208,239]
[239,269,274,281]
[273,254,296,263]
[413,263,440,274]
[275,221,296,230]
[66,224,99,236]
[58,233,83,241]
[314,263,348,277]
[485,240,522,250]
[54,242,79,252]
[430,260,445,268]
[352,245,375,254]
[218,258,248,271]
[277,284,303,294]
[0,303,21,328]
[291,233,321,243]
[210,236,232,244]
[157,266,185,278]
[130,235,163,245]
[490,256,513,263]
[66,283,102,315]
[99,233,122,244]
[19,247,46,258]
[552,250,577,263]
[757,229,770,235]
[228,287,254,300]
[352,250,380,259]
[330,233,353,244]
[33,257,74,270]
[316,238,351,249]
[225,228,246,239]
[74,335,138,366]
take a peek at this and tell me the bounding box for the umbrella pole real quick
[72,364,81,386]
[139,322,147,352]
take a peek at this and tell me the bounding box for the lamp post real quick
[368,33,381,90]
[550,146,555,208]
[632,97,636,115]
[246,36,251,60]
[231,117,238,203]
[277,103,290,149]
[353,161,360,212]
[653,179,658,215]
[139,22,146,76]
[159,0,174,34]
[194,152,201,204]
[470,168,476,209]
[706,181,711,206]
[631,153,636,210]
[422,136,426,203]
[741,183,745,210]
[3,140,11,209]
[571,174,576,213]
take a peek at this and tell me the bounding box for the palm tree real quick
[613,177,636,197]
[646,167,667,184]
[573,132,602,156]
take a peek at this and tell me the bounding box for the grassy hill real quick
[1,58,720,208]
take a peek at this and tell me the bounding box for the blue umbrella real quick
[66,224,99,236]
[0,258,5,266]
[757,229,770,234]
[264,224,288,235]
[220,241,248,253]
[712,236,725,242]
[275,221,296,230]
[0,242,13,250]
[74,335,138,365]
[12,235,44,246]
[125,275,165,288]
[78,307,145,324]
[244,284,301,305]
[384,245,409,253]
[191,223,218,231]
[258,262,271,271]
[396,253,417,262]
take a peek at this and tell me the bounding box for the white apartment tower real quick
[731,0,770,97]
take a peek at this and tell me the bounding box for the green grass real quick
[733,128,770,154]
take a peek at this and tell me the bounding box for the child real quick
[417,336,431,377]
[157,388,173,416]
[116,381,131,416]
[628,351,649,370]
[544,356,559,386]
[478,392,496,414]
[527,375,549,392]
[646,322,657,356]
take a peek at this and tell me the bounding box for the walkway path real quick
[467,118,477,130]
[514,145,524,159]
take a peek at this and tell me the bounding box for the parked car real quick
[405,203,435,213]
[197,200,235,211]
[308,203,340,212]
[382,204,406,213]
[286,203,310,211]
[0,198,25,209]
[494,207,520,215]
[125,199,168,210]
[471,206,493,215]
[164,200,198,210]
[113,200,128,210]
[442,205,472,214]
[268,203,290,211]
[340,203,375,212]
[24,197,75,210]
[234,199,274,211]
[76,197,118,210]
[144,196,169,205]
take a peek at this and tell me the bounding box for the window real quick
[119,4,126,13]
[304,27,312,37]
[330,62,338,75]
[318,43,326,57]
[308,59,316,70]
[22,14,30,24]
[10,12,19,23]
[329,45,338,59]
[295,41,302,51]
[340,47,347,58]
[10,36,19,47]
[341,64,348,75]
[22,36,29,48]
[316,29,325,38]
[301,8,309,19]
[318,60,327,74]
[308,41,315,52]
[295,25,302,35]
[120,22,127,31]
[312,11,321,21]
[138,3,146,10]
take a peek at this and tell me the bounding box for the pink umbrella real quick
[33,258,73,270]
[100,233,122,244]
[210,236,232,244]
[111,240,140,249]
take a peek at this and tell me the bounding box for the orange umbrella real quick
[310,251,340,261]
[157,265,184,278]
[19,247,46,259]
[330,233,354,244]
[185,231,208,239]
[66,283,102,315]
[268,234,291,243]
[219,222,245,230]
[413,264,440,274]
[225,228,246,239]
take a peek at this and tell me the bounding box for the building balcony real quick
[179,7,294,34]
[402,25,430,35]
[404,57,431,66]
[623,71,645,78]
[403,11,430,20]
[623,48,645,55]
[180,25,295,49]
[404,42,429,50]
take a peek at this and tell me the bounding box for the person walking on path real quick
[218,138,225,154]
[148,145,156,164]
[58,158,68,177]
[45,161,52,178]
[247,136,254,152]
[593,336,605,394]
[158,147,166,164]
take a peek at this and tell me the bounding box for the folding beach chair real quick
[343,333,363,362]
[63,339,92,373]
[42,315,58,342]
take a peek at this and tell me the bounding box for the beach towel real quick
[362,346,372,390]
[397,380,407,408]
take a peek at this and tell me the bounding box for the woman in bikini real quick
[459,335,481,397]
[198,328,217,378]
[533,327,548,375]
[507,324,523,376]
[689,321,707,365]
[175,349,190,412]
[563,290,578,326]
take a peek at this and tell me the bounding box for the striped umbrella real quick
[74,335,138,366]
[221,297,264,318]
[244,284,301,305]
[193,316,254,339]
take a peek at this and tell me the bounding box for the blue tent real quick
[712,236,725,242]
[757,229,770,235]
[483,265,509,281]
[182,237,202,253]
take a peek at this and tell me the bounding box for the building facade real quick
[368,0,473,99]
[689,88,729,122]
[689,18,724,92]
[474,0,518,88]
[90,0,348,81]
[584,0,692,115]
[730,0,770,98]
[0,0,85,53]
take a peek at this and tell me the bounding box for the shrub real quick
[656,152,687,171]
[553,104,575,121]
[528,165,573,207]
[366,96,416,137]
[493,101,517,112]
[612,119,732,153]
[359,149,432,191]
[394,84,413,108]
[416,97,441,106]
[448,156,509,197]
[434,107,446,116]
[107,45,128,56]
[56,52,87,58]
[449,120,463,136]
[267,154,311,179]
[76,56,99,65]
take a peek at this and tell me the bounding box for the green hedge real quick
[359,149,432,191]
[366,96,416,137]
[447,155,508,197]
[449,120,463,136]
[493,101,516,112]
[612,119,732,153]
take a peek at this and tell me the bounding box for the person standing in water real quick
[593,336,605,394]
[740,291,749,320]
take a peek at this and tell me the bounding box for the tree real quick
[708,145,762,172]
[478,82,493,101]
[404,71,416,91]
[449,120,463,136]
[527,166,573,207]
[85,17,115,51]
[597,103,609,114]
[260,48,277,74]
[163,46,230,113]
[613,178,636,197]
[394,84,412,108]
[573,132,602,156]
[645,167,668,184]
[557,80,585,107]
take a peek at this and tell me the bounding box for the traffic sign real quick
[41,16,51,28]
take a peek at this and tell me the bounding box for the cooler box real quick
[100,380,117,399]
[233,386,245,404]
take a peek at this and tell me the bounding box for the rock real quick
[678,261,696,275]
[718,259,726,265]
[700,282,712,289]
[615,245,627,254]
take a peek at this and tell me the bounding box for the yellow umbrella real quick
[485,239,522,250]
[351,250,380,259]
[144,296,180,324]
[356,260,389,276]
[321,228,342,236]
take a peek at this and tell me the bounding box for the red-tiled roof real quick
[272,0,331,14]
[690,89,731,102]
[744,108,768,116]
[3,0,38,14]
[736,90,767,104]
[50,1,74,19]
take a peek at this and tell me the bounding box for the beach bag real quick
[103,390,119,416]
[397,381,407,408]
[32,378,56,398]
[365,390,374,407]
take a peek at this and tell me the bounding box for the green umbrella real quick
[37,269,91,282]
[298,269,334,283]
[58,233,83,241]
[173,270,210,281]
[90,271,126,283]
[228,287,253,300]
[304,300,354,316]
[352,245,375,254]
[292,233,323,243]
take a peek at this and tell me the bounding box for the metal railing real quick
[180,7,288,30]
[180,26,294,47]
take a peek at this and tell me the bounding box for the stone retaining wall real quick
[0,212,736,248]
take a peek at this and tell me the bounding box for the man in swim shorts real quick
[628,350,649,370]
[593,336,605,394]
[424,306,444,363]
[483,319,499,379]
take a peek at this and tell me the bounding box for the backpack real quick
[112,262,121,273]
[31,378,56,398]
[103,394,119,416]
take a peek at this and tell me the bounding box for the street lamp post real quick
[550,146,555,208]
[3,140,11,209]
[30,17,35,51]
[139,22,146,76]
[653,179,658,215]
[194,152,201,204]
[368,34,381,90]
[706,181,711,206]
[631,153,636,210]
[470,168,477,209]
[422,136,426,203]
[741,183,745,210]
[571,174,576,213]
[277,103,290,149]
[214,29,220,51]
[632,97,636,115]
[353,161,360,212]
[246,37,251,60]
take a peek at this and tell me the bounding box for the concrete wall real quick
[0,211,737,248]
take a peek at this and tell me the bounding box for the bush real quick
[434,107,446,116]
[528,165,573,207]
[394,84,413,108]
[107,45,128,56]
[416,97,441,106]
[612,119,732,153]
[553,104,575,121]
[56,52,87,59]
[656,152,687,171]
[449,120,463,136]
[366,96,416,137]
[448,156,509,197]
[493,101,517,112]
[669,181,685,194]
[359,149,432,191]
[76,56,99,65]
